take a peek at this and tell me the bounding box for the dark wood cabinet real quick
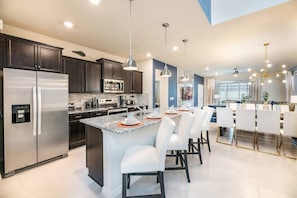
[85,61,101,92]
[0,34,5,68]
[69,110,107,150]
[6,36,62,72]
[63,56,86,93]
[63,57,101,93]
[86,125,103,186]
[69,113,90,149]
[123,70,143,93]
[132,71,143,93]
[97,58,123,80]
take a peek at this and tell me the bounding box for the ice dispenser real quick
[12,104,30,123]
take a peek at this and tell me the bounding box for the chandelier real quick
[248,43,287,85]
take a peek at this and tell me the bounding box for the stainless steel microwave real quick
[102,79,124,93]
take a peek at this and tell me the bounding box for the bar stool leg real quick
[122,174,127,198]
[183,150,191,183]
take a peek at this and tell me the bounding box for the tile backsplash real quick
[69,93,148,109]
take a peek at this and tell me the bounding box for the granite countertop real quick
[80,111,181,135]
[68,104,148,115]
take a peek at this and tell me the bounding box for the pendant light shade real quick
[160,23,171,77]
[180,39,190,82]
[123,0,138,71]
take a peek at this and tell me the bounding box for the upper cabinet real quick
[63,56,101,93]
[123,70,143,94]
[97,58,123,80]
[0,34,6,68]
[6,35,63,73]
[85,61,101,93]
[63,56,85,93]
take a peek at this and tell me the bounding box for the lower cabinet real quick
[69,110,107,149]
[86,125,103,186]
[69,113,90,149]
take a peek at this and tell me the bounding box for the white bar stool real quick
[121,116,176,198]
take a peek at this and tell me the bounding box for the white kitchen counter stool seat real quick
[256,110,281,155]
[165,112,195,183]
[188,109,208,164]
[235,109,256,150]
[280,111,297,159]
[216,107,235,145]
[201,107,214,152]
[121,116,176,198]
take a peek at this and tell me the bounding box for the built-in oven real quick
[102,79,124,93]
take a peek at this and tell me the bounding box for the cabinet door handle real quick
[38,65,41,69]
[35,65,38,68]
[75,115,82,119]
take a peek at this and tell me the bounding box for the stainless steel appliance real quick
[3,68,68,177]
[98,98,128,115]
[102,79,124,93]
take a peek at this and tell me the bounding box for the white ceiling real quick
[0,0,296,78]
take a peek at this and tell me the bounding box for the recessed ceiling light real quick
[64,21,73,28]
[205,67,210,71]
[260,68,265,72]
[89,0,100,5]
[146,53,151,57]
[249,76,253,80]
[215,72,218,76]
[276,73,280,78]
[172,46,179,51]
[281,64,286,68]
[282,80,286,83]
[267,63,272,68]
[247,68,251,72]
[282,70,287,74]
[252,73,257,77]
[268,79,272,83]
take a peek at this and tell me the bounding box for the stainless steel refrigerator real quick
[3,68,68,176]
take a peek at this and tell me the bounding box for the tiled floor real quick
[0,124,296,198]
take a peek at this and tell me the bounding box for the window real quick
[216,81,249,104]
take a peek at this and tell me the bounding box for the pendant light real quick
[160,23,171,77]
[123,0,138,71]
[180,39,190,82]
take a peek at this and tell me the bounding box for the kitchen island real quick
[80,111,182,198]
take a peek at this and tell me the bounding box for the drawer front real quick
[69,113,90,121]
[89,111,107,117]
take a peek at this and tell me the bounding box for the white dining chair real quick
[235,109,256,150]
[216,107,235,145]
[201,106,214,152]
[280,111,297,159]
[166,112,195,183]
[121,116,176,198]
[256,110,281,155]
[188,109,208,164]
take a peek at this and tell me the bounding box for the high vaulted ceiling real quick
[0,0,296,78]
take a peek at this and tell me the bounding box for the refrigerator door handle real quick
[37,86,42,135]
[32,86,37,136]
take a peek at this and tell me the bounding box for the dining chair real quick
[165,112,195,183]
[188,109,208,164]
[256,110,281,155]
[280,111,297,159]
[201,106,214,152]
[216,107,235,145]
[235,109,256,150]
[121,116,176,198]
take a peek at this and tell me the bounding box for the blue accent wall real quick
[198,0,212,24]
[153,59,177,108]
[194,74,204,107]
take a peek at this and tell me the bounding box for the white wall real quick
[1,24,125,62]
[138,59,153,108]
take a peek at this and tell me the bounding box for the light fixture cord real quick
[129,0,132,57]
[164,25,167,69]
